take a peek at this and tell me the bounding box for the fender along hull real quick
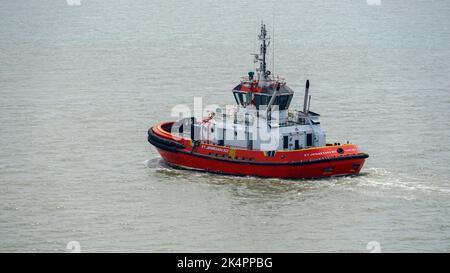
[156,147,367,179]
[148,124,369,179]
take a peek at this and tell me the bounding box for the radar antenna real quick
[252,22,271,83]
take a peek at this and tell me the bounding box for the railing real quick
[239,76,286,86]
[201,108,319,128]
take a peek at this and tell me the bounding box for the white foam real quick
[357,167,450,194]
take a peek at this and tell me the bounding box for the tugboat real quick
[148,23,368,179]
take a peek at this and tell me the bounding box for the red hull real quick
[148,122,368,179]
[157,148,366,179]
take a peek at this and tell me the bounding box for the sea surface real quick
[0,0,449,252]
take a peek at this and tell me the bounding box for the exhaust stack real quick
[303,79,310,114]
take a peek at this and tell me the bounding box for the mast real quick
[254,22,270,83]
[260,23,267,76]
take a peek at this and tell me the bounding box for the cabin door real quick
[247,133,253,150]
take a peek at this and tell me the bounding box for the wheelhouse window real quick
[233,92,240,104]
[255,94,270,110]
[274,94,293,110]
[233,91,251,107]
[234,92,293,110]
[255,94,293,110]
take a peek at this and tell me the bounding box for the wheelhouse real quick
[232,85,294,110]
